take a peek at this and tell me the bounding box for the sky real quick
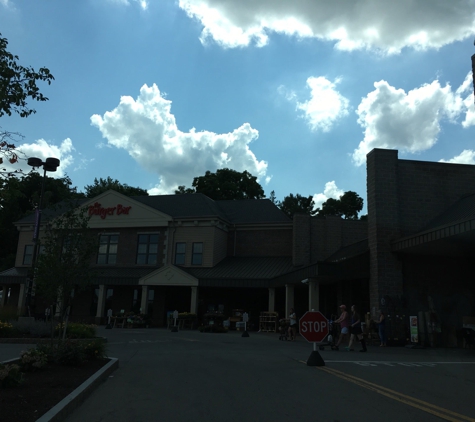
[1,0,475,213]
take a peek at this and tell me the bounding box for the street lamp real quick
[25,157,60,315]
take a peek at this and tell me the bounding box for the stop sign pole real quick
[299,311,329,367]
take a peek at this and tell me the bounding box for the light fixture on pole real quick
[25,157,60,315]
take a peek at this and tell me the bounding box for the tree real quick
[0,173,81,271]
[84,177,148,198]
[316,191,364,220]
[35,204,98,338]
[0,33,55,118]
[0,32,54,178]
[176,168,265,200]
[174,185,195,195]
[278,193,317,219]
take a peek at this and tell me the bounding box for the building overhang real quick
[139,265,199,287]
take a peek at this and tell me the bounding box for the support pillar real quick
[141,285,149,315]
[268,287,275,312]
[285,284,294,319]
[17,283,27,315]
[0,285,7,307]
[95,284,106,325]
[308,280,319,311]
[190,286,198,314]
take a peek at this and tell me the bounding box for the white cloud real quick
[91,84,268,194]
[1,138,75,178]
[352,73,475,166]
[107,0,147,10]
[178,0,475,53]
[439,150,475,165]
[292,76,349,132]
[312,181,343,209]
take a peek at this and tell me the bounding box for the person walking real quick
[378,310,387,346]
[332,305,350,350]
[347,305,367,352]
[288,308,297,341]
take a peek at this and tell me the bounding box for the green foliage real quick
[0,173,82,271]
[0,321,14,338]
[84,176,148,198]
[35,204,98,326]
[278,193,317,219]
[55,322,97,339]
[20,348,48,372]
[10,320,51,338]
[37,339,107,366]
[83,339,107,360]
[316,191,364,220]
[176,168,265,200]
[0,32,54,118]
[0,363,24,388]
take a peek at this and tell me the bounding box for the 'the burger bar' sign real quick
[88,202,132,219]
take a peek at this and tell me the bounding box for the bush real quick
[37,338,107,366]
[83,339,107,360]
[0,364,24,388]
[10,320,51,338]
[20,348,48,372]
[0,321,14,338]
[55,322,97,339]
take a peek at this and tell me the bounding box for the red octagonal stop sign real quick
[299,311,329,343]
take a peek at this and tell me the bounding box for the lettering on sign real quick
[300,321,328,333]
[88,202,132,219]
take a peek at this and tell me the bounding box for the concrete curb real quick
[33,357,119,422]
[0,337,108,344]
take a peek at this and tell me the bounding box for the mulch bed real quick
[1,359,109,422]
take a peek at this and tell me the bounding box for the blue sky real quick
[1,0,475,213]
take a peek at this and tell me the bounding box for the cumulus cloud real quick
[2,138,75,178]
[178,0,475,53]
[91,84,268,194]
[439,150,475,165]
[107,0,147,10]
[291,77,350,132]
[352,73,475,166]
[312,181,343,209]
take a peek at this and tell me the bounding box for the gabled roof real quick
[15,192,291,226]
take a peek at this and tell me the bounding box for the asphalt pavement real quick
[2,328,475,421]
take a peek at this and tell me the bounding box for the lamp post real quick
[25,157,60,316]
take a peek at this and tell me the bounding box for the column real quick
[0,285,7,307]
[95,284,106,324]
[308,280,319,311]
[268,287,275,312]
[17,283,27,315]
[190,286,198,314]
[285,284,294,319]
[141,286,149,315]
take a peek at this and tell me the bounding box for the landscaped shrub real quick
[0,321,14,338]
[56,341,87,366]
[20,349,48,372]
[10,320,51,338]
[55,322,97,339]
[0,364,24,388]
[83,339,107,360]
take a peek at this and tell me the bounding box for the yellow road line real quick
[316,365,475,422]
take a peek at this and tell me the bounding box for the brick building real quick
[1,148,474,346]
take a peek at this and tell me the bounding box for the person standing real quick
[288,308,297,341]
[347,305,367,352]
[378,310,387,346]
[332,305,350,350]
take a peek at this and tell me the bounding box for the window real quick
[175,242,186,265]
[192,242,203,265]
[97,234,119,264]
[136,234,159,265]
[23,245,34,265]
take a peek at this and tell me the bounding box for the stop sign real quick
[299,311,329,343]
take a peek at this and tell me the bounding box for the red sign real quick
[299,311,329,343]
[88,202,132,219]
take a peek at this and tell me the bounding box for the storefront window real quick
[97,234,119,264]
[136,234,159,265]
[192,242,203,265]
[175,242,186,265]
